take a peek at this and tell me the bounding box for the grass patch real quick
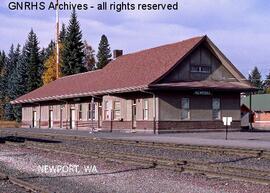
[0,120,20,128]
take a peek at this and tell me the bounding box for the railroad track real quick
[0,171,53,193]
[5,140,270,185]
[2,130,270,159]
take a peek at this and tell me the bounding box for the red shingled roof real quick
[13,36,205,103]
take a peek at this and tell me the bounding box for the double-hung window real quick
[212,98,221,120]
[78,104,83,120]
[190,66,211,73]
[113,101,121,120]
[181,98,190,120]
[104,101,110,120]
[88,103,95,120]
[143,99,149,120]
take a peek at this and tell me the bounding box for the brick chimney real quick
[113,50,123,59]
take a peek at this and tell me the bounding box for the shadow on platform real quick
[0,136,61,144]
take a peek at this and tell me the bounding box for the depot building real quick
[11,36,256,133]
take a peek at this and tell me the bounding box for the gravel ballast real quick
[0,144,269,193]
[38,138,270,172]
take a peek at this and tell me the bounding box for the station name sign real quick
[193,91,211,96]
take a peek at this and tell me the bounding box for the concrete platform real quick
[1,128,270,150]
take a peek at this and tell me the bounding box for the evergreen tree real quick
[39,48,46,67]
[11,46,29,121]
[61,10,86,76]
[264,73,270,93]
[3,44,21,120]
[45,40,55,59]
[0,51,7,120]
[83,40,96,71]
[24,29,43,92]
[0,51,4,72]
[96,34,112,69]
[60,23,66,43]
[0,51,6,94]
[248,66,263,90]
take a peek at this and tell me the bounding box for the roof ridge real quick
[59,69,102,80]
[120,35,205,58]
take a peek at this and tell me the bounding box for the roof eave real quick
[11,85,149,104]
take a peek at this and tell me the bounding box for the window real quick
[191,66,211,73]
[113,101,121,120]
[143,99,149,120]
[212,98,221,120]
[78,104,83,120]
[104,101,110,120]
[88,103,95,120]
[181,98,190,120]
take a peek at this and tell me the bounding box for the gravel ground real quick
[0,144,269,193]
[44,139,270,172]
[0,180,28,193]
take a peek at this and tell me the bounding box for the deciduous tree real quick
[42,44,63,84]
[83,41,96,71]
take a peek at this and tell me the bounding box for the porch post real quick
[91,97,94,131]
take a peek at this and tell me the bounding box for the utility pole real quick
[56,0,60,79]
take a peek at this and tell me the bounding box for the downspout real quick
[89,95,102,132]
[56,99,69,129]
[91,97,94,131]
[249,92,253,131]
[140,90,157,134]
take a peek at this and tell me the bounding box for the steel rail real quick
[0,171,53,193]
[2,130,270,159]
[5,141,270,185]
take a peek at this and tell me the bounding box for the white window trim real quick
[212,98,221,120]
[113,101,121,120]
[181,98,190,120]
[78,104,83,120]
[88,103,96,120]
[143,99,149,120]
[104,101,110,120]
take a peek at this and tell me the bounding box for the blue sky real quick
[0,0,270,78]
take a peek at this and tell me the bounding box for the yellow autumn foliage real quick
[42,44,63,85]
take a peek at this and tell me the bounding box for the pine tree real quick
[11,46,29,121]
[83,41,96,71]
[96,34,112,69]
[264,73,270,93]
[0,51,6,88]
[0,51,7,120]
[24,29,43,92]
[248,66,263,89]
[39,48,46,67]
[60,23,66,43]
[61,10,86,76]
[0,51,4,72]
[3,44,21,120]
[45,40,55,59]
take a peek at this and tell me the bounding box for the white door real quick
[33,111,37,128]
[49,110,53,128]
[70,109,76,129]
